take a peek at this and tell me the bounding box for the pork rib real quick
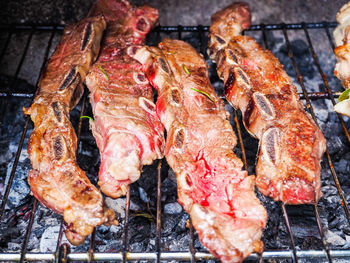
[133,39,267,263]
[333,1,350,117]
[24,14,116,245]
[209,2,326,204]
[85,0,164,198]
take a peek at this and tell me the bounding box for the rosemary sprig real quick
[183,65,190,75]
[80,115,94,122]
[190,87,214,102]
[338,88,350,102]
[97,64,109,80]
[131,212,155,222]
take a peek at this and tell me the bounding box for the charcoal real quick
[278,39,315,79]
[162,214,181,236]
[164,202,182,214]
[7,242,21,251]
[327,136,348,156]
[337,159,350,174]
[168,233,190,251]
[1,21,350,263]
[131,241,146,252]
[194,235,205,250]
[175,213,189,232]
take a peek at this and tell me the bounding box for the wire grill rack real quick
[0,21,350,262]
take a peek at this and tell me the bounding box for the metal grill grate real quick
[0,21,350,262]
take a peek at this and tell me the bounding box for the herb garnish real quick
[131,212,155,222]
[338,88,350,102]
[97,65,109,80]
[190,87,214,102]
[183,65,190,75]
[80,115,94,122]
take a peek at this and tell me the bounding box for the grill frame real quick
[0,21,350,262]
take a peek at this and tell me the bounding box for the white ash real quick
[105,197,140,218]
[39,226,69,252]
[326,230,347,246]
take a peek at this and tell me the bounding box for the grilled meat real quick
[23,14,116,245]
[85,0,164,198]
[334,2,350,117]
[209,2,326,204]
[133,39,267,263]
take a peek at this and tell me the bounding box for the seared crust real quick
[24,14,116,245]
[86,0,164,198]
[133,39,267,263]
[209,2,326,204]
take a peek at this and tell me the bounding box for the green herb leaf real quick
[338,88,350,102]
[80,115,94,122]
[131,212,154,222]
[183,65,190,75]
[190,87,215,102]
[97,65,109,81]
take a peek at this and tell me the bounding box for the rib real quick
[333,1,350,117]
[209,2,326,204]
[85,0,164,198]
[23,14,116,245]
[133,39,267,263]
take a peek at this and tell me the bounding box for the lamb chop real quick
[85,0,164,198]
[23,13,116,245]
[333,1,350,117]
[133,39,267,263]
[209,2,326,204]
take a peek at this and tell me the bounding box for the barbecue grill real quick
[0,20,350,262]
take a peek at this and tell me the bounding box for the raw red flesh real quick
[209,2,326,204]
[133,39,267,263]
[86,0,164,198]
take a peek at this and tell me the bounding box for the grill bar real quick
[56,243,69,263]
[155,161,162,263]
[324,23,336,51]
[0,28,56,219]
[0,90,343,100]
[0,31,12,63]
[1,21,349,262]
[314,204,333,263]
[281,204,299,263]
[282,25,342,263]
[1,249,349,261]
[189,219,196,263]
[1,21,337,32]
[19,199,38,263]
[282,25,350,226]
[233,110,248,170]
[122,186,131,263]
[0,29,33,123]
[261,26,299,263]
[302,24,350,145]
[88,229,96,263]
[54,222,65,259]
